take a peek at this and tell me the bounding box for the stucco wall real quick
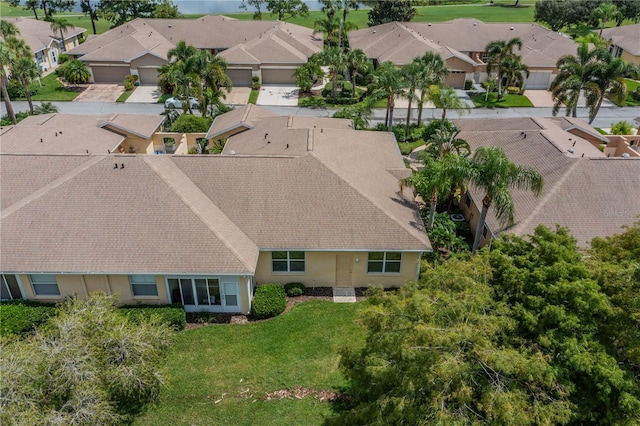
[621,50,640,66]
[459,192,494,248]
[131,54,167,68]
[254,251,421,289]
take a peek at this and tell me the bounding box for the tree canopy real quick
[367,0,416,27]
[334,223,640,425]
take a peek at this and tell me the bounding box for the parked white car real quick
[164,96,199,109]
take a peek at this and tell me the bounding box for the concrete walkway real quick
[332,287,356,303]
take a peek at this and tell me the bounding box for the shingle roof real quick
[1,111,430,274]
[456,117,640,247]
[2,17,85,54]
[601,24,640,56]
[67,16,322,65]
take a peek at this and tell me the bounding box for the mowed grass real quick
[471,92,534,107]
[134,301,366,426]
[619,79,640,107]
[27,73,79,101]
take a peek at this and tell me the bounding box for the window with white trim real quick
[129,275,158,296]
[272,251,305,272]
[367,252,402,273]
[30,274,59,296]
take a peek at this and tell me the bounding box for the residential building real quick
[2,17,86,72]
[600,24,640,65]
[350,19,578,89]
[66,15,322,86]
[0,107,430,311]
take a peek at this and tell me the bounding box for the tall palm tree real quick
[201,86,227,119]
[347,48,369,98]
[469,147,544,254]
[499,54,530,93]
[167,60,200,114]
[12,56,42,114]
[49,18,72,53]
[430,86,470,123]
[196,51,231,93]
[550,43,607,119]
[369,61,406,131]
[0,20,20,124]
[589,53,631,124]
[167,40,197,63]
[401,61,421,137]
[591,2,622,36]
[485,37,523,97]
[414,52,449,127]
[321,46,349,99]
[313,16,340,47]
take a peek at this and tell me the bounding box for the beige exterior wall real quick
[620,50,640,66]
[131,54,167,68]
[255,251,421,289]
[604,135,640,158]
[459,192,495,249]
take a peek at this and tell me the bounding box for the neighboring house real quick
[0,107,431,312]
[349,19,578,89]
[452,117,640,248]
[2,17,86,72]
[66,15,322,86]
[600,24,640,65]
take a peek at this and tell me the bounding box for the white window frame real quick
[30,274,60,296]
[271,251,305,273]
[129,275,158,297]
[367,252,402,274]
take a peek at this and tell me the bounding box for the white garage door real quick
[91,65,130,84]
[138,68,158,85]
[261,68,296,85]
[525,71,552,90]
[227,69,252,87]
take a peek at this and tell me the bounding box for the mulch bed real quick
[184,287,368,329]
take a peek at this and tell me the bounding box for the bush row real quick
[120,304,186,330]
[0,300,57,337]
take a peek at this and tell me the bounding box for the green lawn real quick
[28,73,79,101]
[616,79,640,107]
[471,92,534,108]
[1,1,112,35]
[248,89,259,105]
[134,301,366,426]
[116,90,134,103]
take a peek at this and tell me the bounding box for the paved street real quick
[2,101,639,129]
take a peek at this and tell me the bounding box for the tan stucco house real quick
[600,24,640,66]
[2,17,86,72]
[65,15,322,86]
[349,19,578,90]
[452,117,640,249]
[0,107,430,312]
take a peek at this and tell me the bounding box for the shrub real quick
[392,124,406,142]
[58,53,70,65]
[123,74,137,91]
[5,79,39,99]
[506,86,522,95]
[252,75,261,90]
[120,304,186,330]
[631,88,640,102]
[169,114,212,133]
[194,311,216,324]
[284,282,305,297]
[464,79,473,90]
[422,119,457,142]
[610,120,633,135]
[0,300,57,337]
[251,284,286,319]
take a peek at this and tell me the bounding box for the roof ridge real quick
[510,159,582,236]
[309,148,429,249]
[1,155,103,220]
[143,156,258,272]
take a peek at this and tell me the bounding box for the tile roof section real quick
[206,104,278,139]
[601,24,640,56]
[3,17,85,54]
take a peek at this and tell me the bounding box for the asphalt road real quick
[2,101,639,129]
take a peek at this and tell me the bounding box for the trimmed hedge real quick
[119,304,186,330]
[251,284,287,319]
[0,300,57,337]
[284,282,305,297]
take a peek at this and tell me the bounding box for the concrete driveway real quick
[224,87,251,105]
[524,89,615,108]
[73,84,123,102]
[257,85,299,106]
[125,86,162,103]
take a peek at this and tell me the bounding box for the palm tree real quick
[591,2,622,37]
[0,19,19,38]
[201,87,227,119]
[49,18,72,53]
[469,146,544,254]
[369,61,406,131]
[589,53,631,124]
[0,20,20,124]
[499,54,530,93]
[166,60,200,114]
[321,46,349,99]
[167,40,197,63]
[333,103,371,130]
[413,52,449,127]
[400,61,421,137]
[313,16,340,47]
[62,59,91,87]
[33,102,59,115]
[12,56,42,114]
[347,48,369,98]
[485,37,523,97]
[430,86,470,123]
[550,43,607,119]
[423,127,471,160]
[196,51,231,93]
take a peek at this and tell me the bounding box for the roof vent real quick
[428,23,432,26]
[229,150,236,155]
[510,27,514,30]
[168,24,172,28]
[567,148,575,153]
[372,30,376,34]
[622,153,630,158]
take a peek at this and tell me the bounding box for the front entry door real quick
[335,255,353,287]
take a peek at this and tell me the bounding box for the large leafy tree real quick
[612,0,640,25]
[98,0,156,27]
[79,0,100,34]
[469,146,543,254]
[367,0,416,27]
[534,0,570,31]
[368,61,406,131]
[485,37,523,98]
[0,293,174,425]
[8,0,74,20]
[239,0,265,20]
[153,0,181,18]
[265,0,309,20]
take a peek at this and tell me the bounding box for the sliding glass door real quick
[167,277,239,312]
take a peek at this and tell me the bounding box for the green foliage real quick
[0,300,56,337]
[194,311,216,324]
[5,79,38,99]
[57,53,69,64]
[0,293,174,425]
[426,211,470,253]
[251,284,287,319]
[0,110,29,126]
[464,79,473,90]
[367,0,416,26]
[60,59,91,85]
[123,74,138,91]
[152,0,181,18]
[169,114,212,133]
[120,304,186,330]
[251,75,261,90]
[284,282,305,297]
[422,119,457,142]
[610,120,633,135]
